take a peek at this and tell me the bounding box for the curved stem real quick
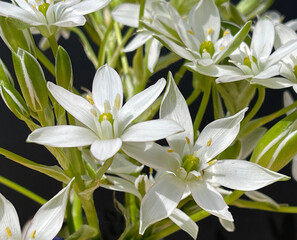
[98,19,114,67]
[0,175,46,205]
[240,87,265,127]
[193,78,212,139]
[186,88,201,106]
[47,35,58,58]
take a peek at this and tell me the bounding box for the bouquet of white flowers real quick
[0,0,297,239]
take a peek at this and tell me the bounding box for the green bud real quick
[12,49,48,112]
[0,17,36,56]
[0,59,14,86]
[251,110,297,171]
[199,41,215,57]
[0,81,30,120]
[55,46,73,90]
[99,113,113,124]
[182,155,199,173]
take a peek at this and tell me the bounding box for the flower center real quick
[182,154,199,173]
[200,41,215,57]
[99,112,113,124]
[243,56,257,68]
[38,3,50,16]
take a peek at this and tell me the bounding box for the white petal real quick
[188,180,233,221]
[160,72,193,156]
[27,125,98,147]
[24,179,73,240]
[292,157,297,181]
[90,138,122,161]
[47,82,97,132]
[140,174,186,234]
[69,0,110,15]
[118,78,166,132]
[245,191,279,208]
[92,65,123,112]
[251,77,294,89]
[0,194,22,240]
[122,142,181,172]
[274,23,297,48]
[254,64,280,79]
[188,0,220,43]
[219,218,235,232]
[54,15,86,27]
[147,39,161,72]
[124,32,152,52]
[121,119,183,142]
[251,18,274,60]
[204,160,289,191]
[216,74,252,83]
[112,3,140,28]
[108,153,143,174]
[101,175,141,199]
[195,108,247,161]
[169,208,198,239]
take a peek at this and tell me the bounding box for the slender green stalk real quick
[211,81,224,119]
[174,64,187,85]
[193,78,212,139]
[98,19,114,67]
[0,175,46,205]
[186,88,201,106]
[138,0,146,29]
[35,47,55,76]
[72,192,83,231]
[47,35,58,58]
[232,199,297,213]
[240,87,265,127]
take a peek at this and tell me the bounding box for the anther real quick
[223,30,230,36]
[187,30,194,35]
[207,28,214,35]
[220,46,225,50]
[167,149,174,153]
[87,95,94,105]
[186,137,190,144]
[6,227,12,237]
[208,159,217,166]
[207,138,212,147]
[30,230,37,239]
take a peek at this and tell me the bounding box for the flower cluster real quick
[0,0,296,239]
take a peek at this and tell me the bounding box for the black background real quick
[0,0,297,239]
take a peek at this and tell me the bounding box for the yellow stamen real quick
[30,230,36,239]
[220,46,225,50]
[207,138,212,147]
[149,168,153,174]
[223,30,230,36]
[114,94,121,110]
[187,30,194,35]
[197,176,201,180]
[207,28,214,35]
[208,159,217,166]
[167,149,174,153]
[32,4,36,8]
[6,227,12,237]
[87,95,94,105]
[186,137,190,144]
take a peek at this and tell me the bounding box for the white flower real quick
[214,17,297,89]
[0,0,111,37]
[123,73,289,234]
[0,179,73,240]
[27,65,183,161]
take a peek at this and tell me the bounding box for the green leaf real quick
[236,0,274,20]
[0,59,14,86]
[65,225,98,240]
[250,110,297,171]
[0,147,69,183]
[55,46,73,90]
[132,47,145,84]
[12,49,48,112]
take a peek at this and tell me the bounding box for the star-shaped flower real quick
[0,179,72,240]
[27,65,183,161]
[123,73,289,234]
[0,0,111,37]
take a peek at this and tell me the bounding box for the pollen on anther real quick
[207,28,214,35]
[207,138,212,147]
[30,230,36,239]
[87,95,94,105]
[220,46,225,50]
[197,176,201,180]
[223,30,230,36]
[6,227,12,237]
[187,30,194,35]
[186,137,190,144]
[208,160,216,166]
[167,149,174,153]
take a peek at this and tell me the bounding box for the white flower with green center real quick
[0,179,72,240]
[214,17,297,87]
[27,65,183,161]
[142,0,250,68]
[0,0,111,37]
[123,73,289,234]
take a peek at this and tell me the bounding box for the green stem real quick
[240,87,265,127]
[186,88,201,106]
[47,35,58,58]
[174,64,187,85]
[231,199,297,213]
[98,19,114,67]
[211,81,224,119]
[35,47,55,76]
[193,78,212,139]
[0,175,46,205]
[138,0,146,29]
[154,53,181,73]
[72,192,83,231]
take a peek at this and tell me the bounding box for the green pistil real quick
[38,3,50,16]
[243,56,257,68]
[182,155,199,173]
[99,112,113,124]
[293,65,297,79]
[199,41,215,57]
